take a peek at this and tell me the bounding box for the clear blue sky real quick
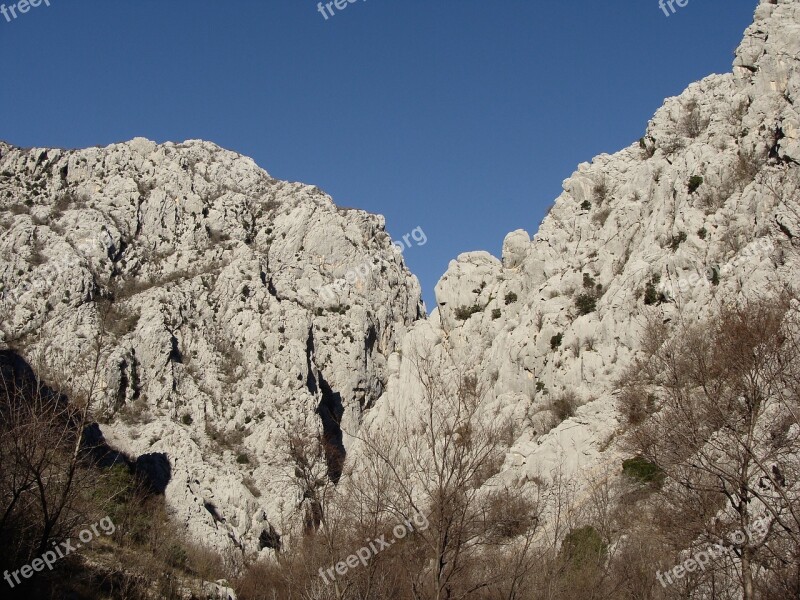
[0,0,757,309]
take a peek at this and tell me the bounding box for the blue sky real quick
[0,0,757,309]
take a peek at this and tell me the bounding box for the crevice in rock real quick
[769,126,786,162]
[169,334,183,364]
[304,327,346,484]
[117,357,130,409]
[316,373,345,484]
[130,353,140,400]
[365,324,377,355]
[204,500,224,523]
[777,219,794,240]
[259,525,282,551]
[267,276,278,299]
[305,328,318,396]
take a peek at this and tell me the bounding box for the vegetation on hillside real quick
[1,295,798,599]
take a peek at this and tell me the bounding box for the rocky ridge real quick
[0,137,424,553]
[360,0,800,505]
[1,0,799,559]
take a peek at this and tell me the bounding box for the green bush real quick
[688,175,704,193]
[644,274,664,305]
[166,542,189,569]
[92,463,136,508]
[550,392,577,421]
[236,453,250,465]
[561,526,607,567]
[181,414,193,426]
[580,200,592,211]
[697,226,707,240]
[670,231,688,251]
[644,282,658,305]
[550,333,563,350]
[504,291,518,305]
[455,304,483,321]
[491,308,502,320]
[575,293,597,315]
[622,456,664,484]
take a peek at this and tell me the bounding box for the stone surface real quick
[0,138,424,553]
[1,0,799,558]
[358,0,800,512]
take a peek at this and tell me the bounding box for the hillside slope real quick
[0,137,424,553]
[1,0,799,565]
[361,0,800,499]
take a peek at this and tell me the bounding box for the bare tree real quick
[620,295,800,600]
[677,99,707,139]
[0,301,111,578]
[351,342,541,600]
[0,364,100,577]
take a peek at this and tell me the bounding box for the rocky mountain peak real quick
[1,0,798,566]
[0,136,423,552]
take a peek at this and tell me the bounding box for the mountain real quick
[0,138,424,553]
[1,0,799,582]
[362,0,800,501]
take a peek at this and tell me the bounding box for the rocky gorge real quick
[1,0,800,597]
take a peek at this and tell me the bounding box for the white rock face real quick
[0,138,424,553]
[360,0,800,504]
[1,0,799,558]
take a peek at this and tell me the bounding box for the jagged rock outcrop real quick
[361,0,800,500]
[1,0,799,562]
[0,138,424,553]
